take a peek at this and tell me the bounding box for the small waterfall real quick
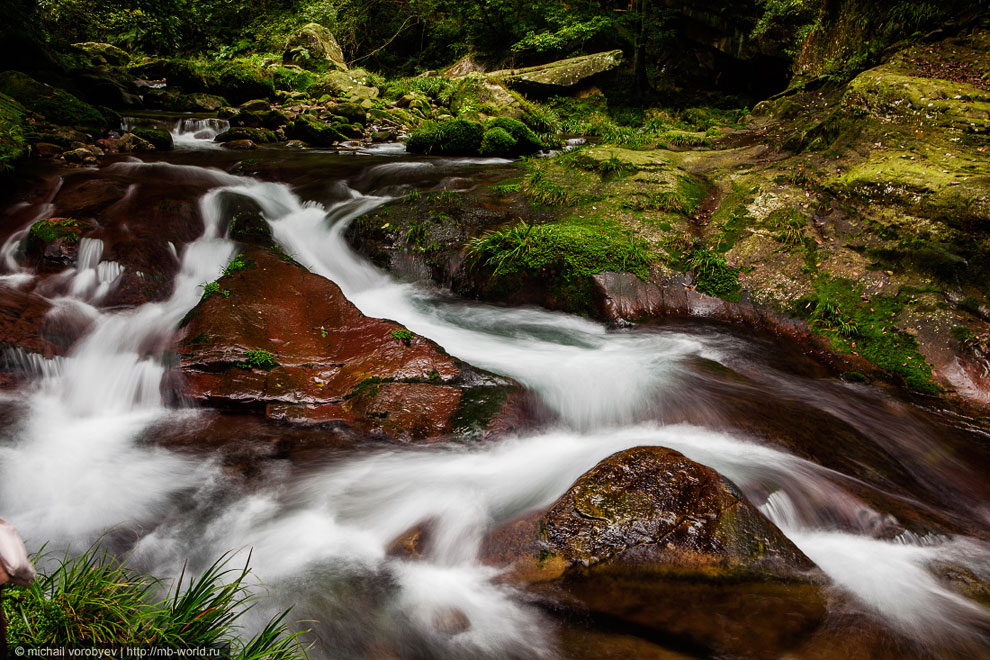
[171,118,229,148]
[1,347,65,380]
[0,161,242,543]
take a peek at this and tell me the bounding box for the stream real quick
[1,122,989,659]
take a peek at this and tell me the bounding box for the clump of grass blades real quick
[2,547,304,659]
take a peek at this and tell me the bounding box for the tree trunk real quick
[634,0,650,96]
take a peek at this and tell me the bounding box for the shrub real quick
[391,328,414,342]
[28,218,79,245]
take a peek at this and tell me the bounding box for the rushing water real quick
[0,142,988,659]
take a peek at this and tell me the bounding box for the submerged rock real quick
[176,247,528,440]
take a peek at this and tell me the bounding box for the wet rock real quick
[129,127,173,151]
[24,217,89,271]
[485,447,827,659]
[486,50,623,94]
[0,287,59,357]
[220,139,257,150]
[239,99,271,113]
[176,247,523,440]
[117,132,156,152]
[284,23,347,71]
[215,127,276,144]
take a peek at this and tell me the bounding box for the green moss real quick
[485,117,544,154]
[130,127,173,151]
[236,349,278,371]
[344,376,390,400]
[450,385,514,440]
[391,328,414,342]
[285,114,346,147]
[690,248,741,301]
[479,127,517,157]
[406,118,484,156]
[28,218,79,245]
[0,92,28,173]
[467,220,651,289]
[0,71,107,130]
[796,277,937,394]
[215,127,277,144]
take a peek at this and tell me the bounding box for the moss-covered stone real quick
[0,71,107,130]
[215,127,277,144]
[405,118,485,156]
[130,127,173,151]
[72,42,130,67]
[479,127,516,157]
[283,22,347,71]
[284,114,346,147]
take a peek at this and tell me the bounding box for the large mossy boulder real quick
[283,22,347,71]
[447,74,524,119]
[405,118,484,156]
[214,127,277,144]
[129,58,274,105]
[284,114,347,147]
[0,71,108,130]
[130,127,173,151]
[72,42,130,67]
[485,447,827,659]
[486,49,623,94]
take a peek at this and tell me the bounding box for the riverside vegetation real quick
[1,0,990,658]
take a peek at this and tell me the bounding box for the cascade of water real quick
[171,118,230,148]
[0,155,987,659]
[0,161,242,543]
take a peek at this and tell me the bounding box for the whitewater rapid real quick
[0,155,988,658]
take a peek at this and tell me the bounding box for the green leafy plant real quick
[391,328,414,342]
[223,253,250,275]
[2,546,303,658]
[201,281,231,300]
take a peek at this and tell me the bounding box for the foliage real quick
[391,328,414,342]
[2,546,304,658]
[201,281,230,300]
[223,253,250,275]
[28,218,78,245]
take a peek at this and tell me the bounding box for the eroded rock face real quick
[176,246,527,440]
[481,447,827,659]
